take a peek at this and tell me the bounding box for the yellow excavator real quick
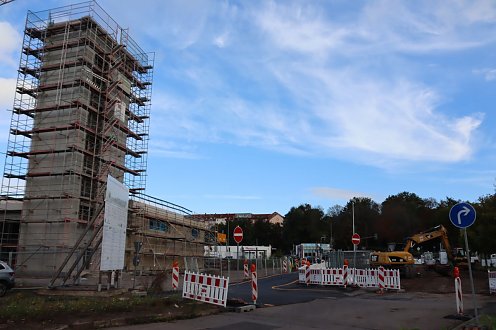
[370,225,454,277]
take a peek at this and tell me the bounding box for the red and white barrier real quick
[321,268,345,285]
[251,264,258,304]
[305,265,311,285]
[283,259,288,273]
[382,268,401,290]
[243,260,249,279]
[489,270,496,294]
[455,276,463,314]
[172,261,179,290]
[182,271,229,307]
[378,266,385,293]
[298,266,401,291]
[343,264,349,288]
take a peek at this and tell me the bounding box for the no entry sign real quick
[351,233,360,245]
[233,226,243,244]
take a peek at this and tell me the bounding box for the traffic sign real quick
[351,233,360,245]
[233,226,243,244]
[449,202,476,229]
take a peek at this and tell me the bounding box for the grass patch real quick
[0,291,183,322]
[480,314,496,329]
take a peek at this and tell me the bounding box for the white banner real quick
[100,175,129,271]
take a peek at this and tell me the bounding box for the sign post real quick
[233,226,243,272]
[449,202,478,325]
[351,233,360,286]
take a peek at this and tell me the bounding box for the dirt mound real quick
[402,266,491,294]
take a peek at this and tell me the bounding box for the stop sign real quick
[233,226,243,244]
[351,233,360,245]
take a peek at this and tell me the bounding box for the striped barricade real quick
[455,276,463,314]
[365,269,379,288]
[321,268,345,286]
[343,265,349,288]
[172,261,179,290]
[382,268,401,290]
[353,268,370,288]
[298,266,306,283]
[309,268,323,285]
[298,266,401,291]
[243,261,249,279]
[251,264,258,304]
[182,271,229,307]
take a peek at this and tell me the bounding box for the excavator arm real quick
[403,225,454,261]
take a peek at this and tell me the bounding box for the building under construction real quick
[0,1,212,279]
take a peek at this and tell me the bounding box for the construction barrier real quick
[243,260,249,279]
[378,266,385,292]
[251,264,258,304]
[283,259,287,273]
[343,264,349,288]
[298,266,401,290]
[489,270,496,294]
[172,261,179,290]
[455,276,463,314]
[322,268,345,286]
[382,268,401,290]
[182,271,229,307]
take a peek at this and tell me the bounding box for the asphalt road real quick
[228,272,349,306]
[112,272,495,330]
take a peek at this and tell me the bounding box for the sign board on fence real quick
[100,175,129,271]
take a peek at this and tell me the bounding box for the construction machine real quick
[370,225,455,277]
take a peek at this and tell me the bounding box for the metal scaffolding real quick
[0,1,153,275]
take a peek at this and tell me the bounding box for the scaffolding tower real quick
[0,1,153,276]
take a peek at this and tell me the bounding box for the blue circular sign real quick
[449,202,476,229]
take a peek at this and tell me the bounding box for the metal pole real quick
[330,219,333,250]
[353,202,356,267]
[265,256,268,277]
[464,229,479,325]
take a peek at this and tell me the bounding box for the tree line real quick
[216,191,496,259]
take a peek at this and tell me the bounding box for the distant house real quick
[188,212,284,227]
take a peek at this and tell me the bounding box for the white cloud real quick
[0,21,21,68]
[148,140,202,160]
[0,77,16,108]
[108,1,489,167]
[0,78,16,144]
[473,68,496,81]
[213,32,230,48]
[311,187,371,201]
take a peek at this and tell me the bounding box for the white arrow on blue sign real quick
[449,202,476,229]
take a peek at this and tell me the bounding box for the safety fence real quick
[182,271,229,307]
[326,250,371,269]
[298,266,401,290]
[202,256,294,278]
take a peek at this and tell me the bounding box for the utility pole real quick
[352,202,356,269]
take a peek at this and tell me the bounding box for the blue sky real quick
[1,0,495,215]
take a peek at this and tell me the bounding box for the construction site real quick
[0,1,214,285]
